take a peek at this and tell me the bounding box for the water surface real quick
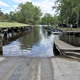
[3,26,56,57]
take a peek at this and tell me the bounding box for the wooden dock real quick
[63,31,80,36]
[54,38,80,59]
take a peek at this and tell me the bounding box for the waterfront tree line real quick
[0,2,58,25]
[0,0,80,26]
[0,2,42,24]
[53,0,80,27]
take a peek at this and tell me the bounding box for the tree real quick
[33,6,42,24]
[52,0,80,26]
[41,13,53,26]
[3,13,9,20]
[15,11,24,23]
[71,0,80,27]
[52,15,58,25]
[16,2,42,24]
[0,8,4,21]
[9,11,16,21]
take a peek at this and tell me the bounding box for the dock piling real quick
[0,39,3,55]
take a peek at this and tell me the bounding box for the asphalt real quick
[0,56,80,80]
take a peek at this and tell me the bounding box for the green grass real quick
[58,27,80,31]
[0,22,30,28]
[52,25,80,31]
[51,25,56,28]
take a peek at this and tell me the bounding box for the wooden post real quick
[0,39,3,55]
[4,32,7,39]
[12,29,14,37]
[53,43,60,56]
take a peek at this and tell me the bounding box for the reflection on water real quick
[60,34,80,47]
[3,26,56,57]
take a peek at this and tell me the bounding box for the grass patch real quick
[0,22,30,28]
[58,27,80,31]
[51,25,56,28]
[51,25,80,31]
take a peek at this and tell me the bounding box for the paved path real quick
[0,56,80,80]
[0,57,54,80]
[52,57,80,80]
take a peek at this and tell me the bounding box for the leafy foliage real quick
[0,2,42,25]
[41,13,58,25]
[53,0,80,26]
[14,2,42,24]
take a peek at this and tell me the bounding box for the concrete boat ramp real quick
[54,38,80,59]
[0,56,80,80]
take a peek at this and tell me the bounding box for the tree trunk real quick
[76,12,79,28]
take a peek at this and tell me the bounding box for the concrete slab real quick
[51,57,80,80]
[0,56,80,80]
[0,57,5,61]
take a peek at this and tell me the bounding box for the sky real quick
[0,0,56,15]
